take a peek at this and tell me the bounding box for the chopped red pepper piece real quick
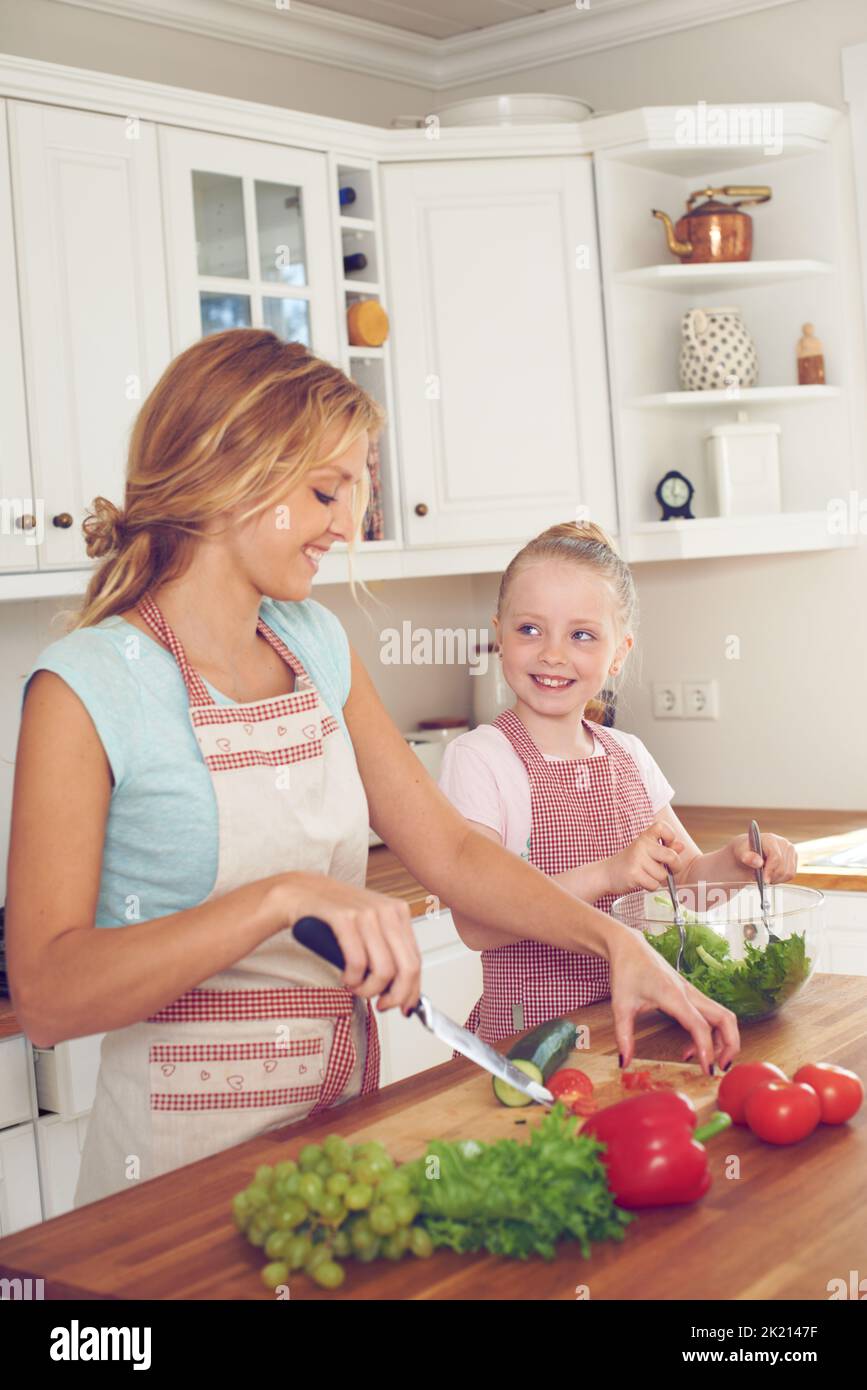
[582,1090,731,1209]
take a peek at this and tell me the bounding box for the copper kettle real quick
[652,186,771,264]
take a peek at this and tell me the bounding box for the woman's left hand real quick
[730,832,798,883]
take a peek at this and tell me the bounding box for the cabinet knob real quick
[414,503,429,517]
[16,514,37,531]
[52,512,74,529]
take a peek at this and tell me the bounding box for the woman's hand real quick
[266,874,422,1016]
[729,832,798,884]
[607,923,740,1074]
[602,820,686,895]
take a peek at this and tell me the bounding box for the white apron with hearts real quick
[74,593,378,1207]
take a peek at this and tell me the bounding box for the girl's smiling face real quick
[493,559,633,721]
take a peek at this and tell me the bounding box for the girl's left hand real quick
[730,832,798,883]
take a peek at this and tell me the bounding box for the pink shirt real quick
[438,721,674,862]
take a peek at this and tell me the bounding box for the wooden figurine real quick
[797,323,826,385]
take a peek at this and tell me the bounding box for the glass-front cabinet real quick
[159,128,340,363]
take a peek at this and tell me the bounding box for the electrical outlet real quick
[683,679,719,719]
[652,682,683,718]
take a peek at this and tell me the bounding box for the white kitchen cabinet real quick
[382,156,617,548]
[159,126,340,363]
[821,891,867,975]
[35,1112,89,1220]
[32,1033,105,1118]
[0,103,36,575]
[377,910,482,1086]
[0,1123,42,1236]
[0,1035,34,1131]
[7,102,171,570]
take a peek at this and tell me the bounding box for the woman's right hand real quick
[603,819,685,894]
[265,873,422,1016]
[607,921,740,1074]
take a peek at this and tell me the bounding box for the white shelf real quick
[348,345,384,359]
[0,568,90,603]
[614,259,834,293]
[343,278,380,294]
[340,215,374,232]
[628,385,841,409]
[628,512,855,563]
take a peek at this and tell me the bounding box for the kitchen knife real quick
[292,915,554,1106]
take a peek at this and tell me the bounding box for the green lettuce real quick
[403,1104,633,1261]
[647,921,811,1019]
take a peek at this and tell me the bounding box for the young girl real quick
[439,521,798,1044]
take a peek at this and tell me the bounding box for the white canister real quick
[705,416,781,516]
[470,645,513,728]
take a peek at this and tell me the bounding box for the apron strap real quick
[137,593,213,707]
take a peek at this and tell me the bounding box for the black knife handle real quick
[292,916,362,974]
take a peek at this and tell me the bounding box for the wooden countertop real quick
[0,970,864,1300]
[369,806,867,918]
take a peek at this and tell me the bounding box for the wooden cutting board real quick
[336,1051,720,1158]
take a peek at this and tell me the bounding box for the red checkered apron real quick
[75,594,378,1204]
[463,708,654,1044]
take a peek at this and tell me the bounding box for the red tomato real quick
[743,1081,822,1145]
[621,1070,654,1092]
[793,1063,864,1125]
[717,1061,788,1125]
[547,1068,594,1102]
[570,1095,597,1118]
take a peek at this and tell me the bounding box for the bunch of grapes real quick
[232,1133,434,1291]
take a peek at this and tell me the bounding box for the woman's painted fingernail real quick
[618,1053,624,1068]
[723,1060,733,1071]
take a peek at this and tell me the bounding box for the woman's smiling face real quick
[225,427,370,601]
[494,560,632,717]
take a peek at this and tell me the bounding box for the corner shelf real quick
[628,512,856,563]
[614,259,834,293]
[628,385,841,409]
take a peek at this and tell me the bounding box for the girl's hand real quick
[608,924,740,1074]
[730,832,798,884]
[603,819,686,894]
[265,874,422,1015]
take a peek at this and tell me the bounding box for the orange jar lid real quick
[347,299,389,346]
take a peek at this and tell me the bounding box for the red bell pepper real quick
[581,1090,731,1210]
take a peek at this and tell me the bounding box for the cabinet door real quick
[382,157,617,547]
[0,1123,42,1236]
[36,1113,89,1220]
[377,911,482,1085]
[159,127,340,362]
[8,103,171,570]
[0,103,37,573]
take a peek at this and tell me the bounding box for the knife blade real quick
[291,915,554,1107]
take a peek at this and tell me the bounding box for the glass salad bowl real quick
[610,881,825,1021]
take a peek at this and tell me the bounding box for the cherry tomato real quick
[793,1063,864,1125]
[743,1081,822,1145]
[547,1068,594,1103]
[717,1061,788,1125]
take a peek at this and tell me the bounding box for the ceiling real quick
[303,1,571,41]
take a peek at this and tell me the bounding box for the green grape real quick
[331,1229,352,1258]
[369,1204,397,1237]
[297,1172,324,1205]
[356,1141,388,1160]
[324,1135,353,1167]
[351,1160,381,1187]
[285,1234,313,1270]
[409,1227,434,1258]
[345,1182,373,1211]
[354,1240,381,1264]
[326,1171,351,1198]
[349,1221,376,1254]
[265,1230,292,1261]
[262,1203,282,1230]
[365,1153,394,1179]
[276,1197,308,1229]
[271,1178,291,1203]
[247,1215,272,1248]
[298,1143,323,1171]
[392,1196,419,1227]
[379,1171,411,1200]
[283,1172,302,1198]
[318,1193,344,1224]
[245,1185,270,1211]
[381,1232,407,1262]
[254,1164,275,1187]
[261,1260,289,1290]
[304,1242,333,1273]
[312,1260,345,1289]
[273,1160,298,1181]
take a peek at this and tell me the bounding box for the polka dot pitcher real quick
[679,306,758,391]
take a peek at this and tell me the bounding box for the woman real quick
[6,330,739,1207]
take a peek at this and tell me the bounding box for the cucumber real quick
[492,1017,578,1106]
[492,1059,544,1108]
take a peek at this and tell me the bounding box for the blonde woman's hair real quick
[72,329,385,629]
[497,519,638,699]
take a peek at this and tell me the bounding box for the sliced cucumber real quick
[492,1059,544,1108]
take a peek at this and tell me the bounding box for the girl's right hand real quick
[603,820,685,894]
[265,873,422,1016]
[607,923,740,1074]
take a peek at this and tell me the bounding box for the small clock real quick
[656,469,695,520]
